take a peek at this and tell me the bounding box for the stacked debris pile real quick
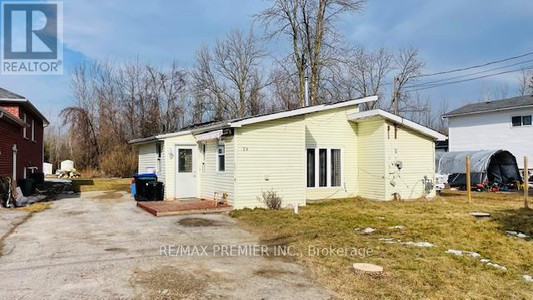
[57,169,81,179]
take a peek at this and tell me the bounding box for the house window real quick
[306,148,342,188]
[22,113,27,138]
[217,143,225,172]
[331,149,342,187]
[523,115,532,126]
[319,149,327,187]
[307,149,315,187]
[31,119,35,141]
[512,115,532,127]
[156,143,162,173]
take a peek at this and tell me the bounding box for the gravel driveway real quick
[0,191,330,299]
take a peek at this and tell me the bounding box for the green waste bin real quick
[18,179,35,196]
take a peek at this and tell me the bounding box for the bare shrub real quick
[258,189,282,210]
[99,144,138,177]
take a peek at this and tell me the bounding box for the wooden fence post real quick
[466,156,472,203]
[525,156,529,209]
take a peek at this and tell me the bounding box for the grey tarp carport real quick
[436,150,522,187]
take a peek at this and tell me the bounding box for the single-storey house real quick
[444,95,533,170]
[130,96,446,209]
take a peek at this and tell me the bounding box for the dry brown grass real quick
[72,178,131,192]
[231,190,533,299]
[14,202,52,213]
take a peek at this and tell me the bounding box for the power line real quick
[415,51,533,78]
[406,58,533,89]
[405,65,533,92]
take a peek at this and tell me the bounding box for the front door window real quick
[178,149,192,173]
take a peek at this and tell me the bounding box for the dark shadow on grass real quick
[491,208,533,237]
[71,179,94,192]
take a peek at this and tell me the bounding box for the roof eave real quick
[349,109,447,141]
[229,96,378,128]
[443,104,533,118]
[0,98,49,125]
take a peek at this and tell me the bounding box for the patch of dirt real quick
[0,213,33,258]
[105,247,127,252]
[64,211,84,216]
[177,218,223,227]
[255,267,297,278]
[131,266,208,300]
[90,191,125,203]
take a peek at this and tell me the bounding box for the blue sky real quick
[1,0,532,125]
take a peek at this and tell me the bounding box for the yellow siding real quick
[384,122,436,200]
[163,134,199,200]
[304,106,359,200]
[356,119,387,200]
[200,136,236,205]
[234,116,306,209]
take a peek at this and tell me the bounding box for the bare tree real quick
[518,68,533,96]
[192,29,267,120]
[392,47,425,114]
[61,59,188,177]
[339,46,393,109]
[256,0,365,106]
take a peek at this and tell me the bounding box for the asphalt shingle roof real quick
[444,95,533,117]
[0,87,25,99]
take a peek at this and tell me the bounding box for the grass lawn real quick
[231,190,533,299]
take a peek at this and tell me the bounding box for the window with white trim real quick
[512,115,532,127]
[306,148,342,188]
[31,119,35,141]
[217,142,225,172]
[22,113,27,138]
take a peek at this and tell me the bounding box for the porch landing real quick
[137,199,232,216]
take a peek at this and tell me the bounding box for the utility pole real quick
[525,156,529,209]
[392,76,400,115]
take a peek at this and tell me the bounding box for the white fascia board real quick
[155,130,192,139]
[349,109,447,141]
[229,96,378,128]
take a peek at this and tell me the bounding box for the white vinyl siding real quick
[449,108,533,169]
[138,143,157,174]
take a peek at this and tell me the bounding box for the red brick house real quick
[0,87,48,180]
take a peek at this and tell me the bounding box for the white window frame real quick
[306,147,343,189]
[31,119,35,141]
[202,143,206,173]
[216,141,226,173]
[511,115,532,127]
[22,113,27,138]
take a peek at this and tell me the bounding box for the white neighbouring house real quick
[443,95,533,170]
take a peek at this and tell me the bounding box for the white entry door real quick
[175,146,198,198]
